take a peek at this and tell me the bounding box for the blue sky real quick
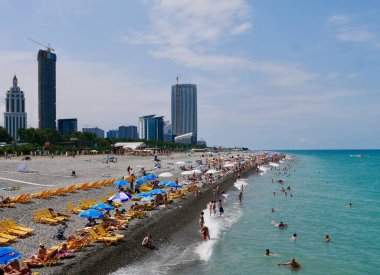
[0,0,379,149]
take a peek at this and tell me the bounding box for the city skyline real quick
[0,1,379,149]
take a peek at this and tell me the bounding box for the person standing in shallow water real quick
[199,212,205,228]
[201,225,210,241]
[218,200,224,215]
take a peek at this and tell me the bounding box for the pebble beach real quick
[0,151,283,274]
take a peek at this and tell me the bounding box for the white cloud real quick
[327,14,380,47]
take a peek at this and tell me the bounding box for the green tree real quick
[0,126,12,143]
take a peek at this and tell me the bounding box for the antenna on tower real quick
[176,74,181,85]
[27,38,55,52]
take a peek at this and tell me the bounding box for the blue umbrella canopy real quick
[136,178,149,185]
[79,209,105,219]
[150,189,165,195]
[195,165,207,170]
[143,174,158,180]
[114,179,130,187]
[134,192,152,198]
[108,192,131,203]
[91,203,114,211]
[166,182,180,188]
[0,247,21,265]
[158,181,168,186]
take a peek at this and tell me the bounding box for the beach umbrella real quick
[158,181,168,186]
[159,172,173,178]
[166,182,180,188]
[206,169,219,174]
[136,165,146,168]
[141,196,155,201]
[136,178,149,185]
[185,160,192,163]
[79,209,105,219]
[224,163,236,168]
[91,203,114,211]
[113,179,130,187]
[134,192,152,199]
[195,165,207,170]
[108,192,132,203]
[143,174,158,180]
[0,247,21,265]
[181,171,192,175]
[191,170,202,175]
[176,161,186,165]
[150,189,165,195]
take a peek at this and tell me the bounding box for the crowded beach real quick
[0,151,285,274]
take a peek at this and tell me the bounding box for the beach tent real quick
[0,247,21,265]
[16,163,27,172]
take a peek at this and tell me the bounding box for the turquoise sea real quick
[114,150,380,275]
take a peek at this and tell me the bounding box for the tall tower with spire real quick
[4,75,27,141]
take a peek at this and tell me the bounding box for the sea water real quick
[113,150,380,275]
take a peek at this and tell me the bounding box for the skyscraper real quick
[138,115,164,141]
[82,127,104,138]
[4,75,27,141]
[57,118,77,136]
[171,83,197,144]
[38,49,56,129]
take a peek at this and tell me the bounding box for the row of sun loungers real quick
[0,218,33,244]
[32,209,70,225]
[8,179,116,205]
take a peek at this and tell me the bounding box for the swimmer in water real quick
[273,192,276,196]
[291,233,297,241]
[271,208,275,213]
[278,222,286,228]
[265,249,274,256]
[348,203,352,208]
[277,258,302,269]
[325,234,331,242]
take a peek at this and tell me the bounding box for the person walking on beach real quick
[218,200,224,215]
[201,225,210,241]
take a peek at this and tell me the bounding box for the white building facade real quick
[4,75,27,141]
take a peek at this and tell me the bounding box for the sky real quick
[0,0,379,149]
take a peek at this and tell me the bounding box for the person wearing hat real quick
[37,242,47,260]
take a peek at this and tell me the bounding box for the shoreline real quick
[56,166,261,275]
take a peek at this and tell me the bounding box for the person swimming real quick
[325,234,331,242]
[271,208,275,213]
[277,258,302,269]
[291,233,297,241]
[265,249,274,256]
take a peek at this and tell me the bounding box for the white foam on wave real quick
[195,193,243,262]
[258,165,270,175]
[269,162,279,167]
[234,179,248,188]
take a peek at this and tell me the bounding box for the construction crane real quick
[27,38,54,52]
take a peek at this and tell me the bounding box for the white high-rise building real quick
[4,75,27,141]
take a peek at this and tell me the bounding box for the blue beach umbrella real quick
[158,181,168,186]
[195,165,207,170]
[150,189,165,195]
[0,247,21,265]
[114,179,130,187]
[92,203,114,211]
[79,209,105,219]
[166,182,180,188]
[136,178,148,185]
[143,174,158,181]
[108,192,132,203]
[134,192,152,199]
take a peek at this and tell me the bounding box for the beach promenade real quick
[0,151,284,274]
